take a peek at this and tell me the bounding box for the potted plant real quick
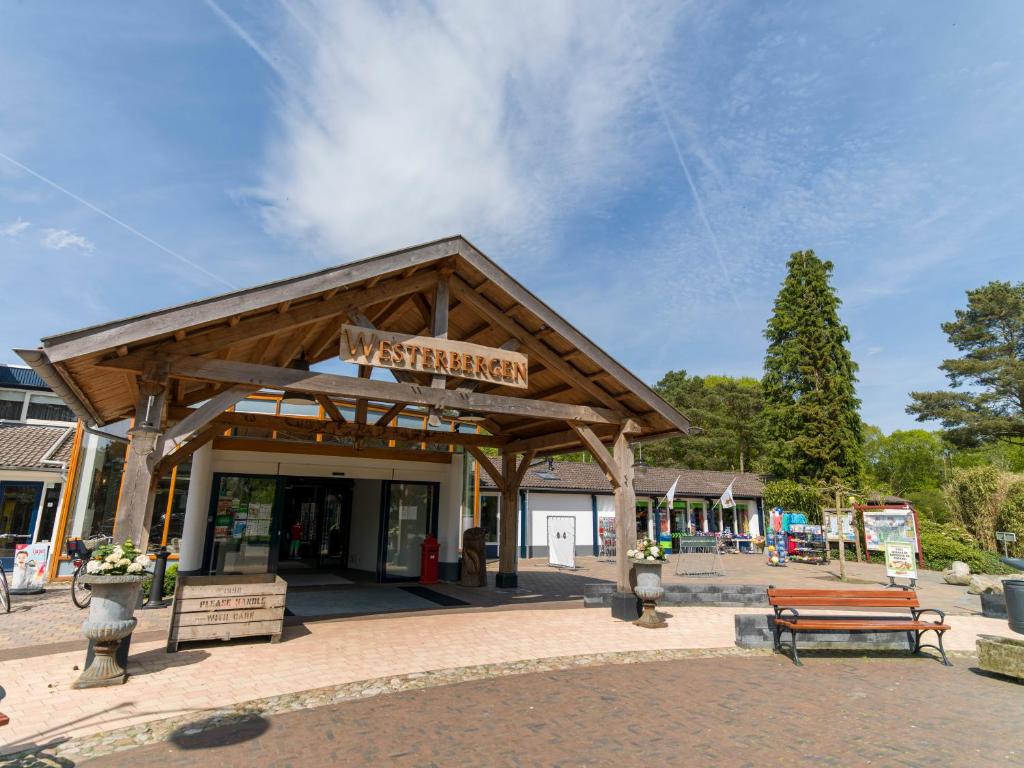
[627,537,668,628]
[73,540,149,689]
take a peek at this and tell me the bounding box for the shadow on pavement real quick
[128,647,210,676]
[168,714,270,750]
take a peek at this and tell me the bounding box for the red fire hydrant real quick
[419,535,440,585]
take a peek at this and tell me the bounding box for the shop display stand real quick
[788,525,827,565]
[765,530,787,567]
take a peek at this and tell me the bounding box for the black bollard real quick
[143,546,170,609]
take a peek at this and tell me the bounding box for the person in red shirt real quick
[290,520,303,560]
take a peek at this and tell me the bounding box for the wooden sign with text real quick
[338,323,529,389]
[167,574,286,652]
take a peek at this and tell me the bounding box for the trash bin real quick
[1005,580,1024,635]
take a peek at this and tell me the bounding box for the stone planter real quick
[630,559,667,629]
[73,574,144,689]
[977,634,1024,681]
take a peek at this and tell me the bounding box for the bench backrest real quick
[767,587,920,610]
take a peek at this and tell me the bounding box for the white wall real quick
[178,442,213,572]
[347,479,381,572]
[527,493,594,549]
[208,449,464,568]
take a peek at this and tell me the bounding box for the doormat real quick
[398,586,470,607]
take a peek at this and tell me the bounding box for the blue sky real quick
[2,1,1022,433]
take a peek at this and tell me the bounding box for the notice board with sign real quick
[863,508,919,552]
[167,574,287,652]
[884,541,918,580]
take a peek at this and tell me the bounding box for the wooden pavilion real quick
[17,236,690,592]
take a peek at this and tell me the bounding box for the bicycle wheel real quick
[71,565,91,609]
[0,566,9,613]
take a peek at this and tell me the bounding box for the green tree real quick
[908,281,1024,447]
[943,465,1011,551]
[863,427,945,495]
[645,370,765,471]
[761,250,863,483]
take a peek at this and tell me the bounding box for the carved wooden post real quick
[613,430,637,593]
[112,367,168,547]
[496,450,525,588]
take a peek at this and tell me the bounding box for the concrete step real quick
[583,582,769,608]
[735,613,917,650]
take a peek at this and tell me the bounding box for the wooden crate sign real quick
[338,323,529,389]
[167,574,287,653]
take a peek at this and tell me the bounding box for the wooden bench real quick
[767,587,951,666]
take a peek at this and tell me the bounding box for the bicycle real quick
[68,535,112,609]
[0,562,9,613]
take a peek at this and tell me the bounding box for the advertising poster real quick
[884,541,918,580]
[11,542,50,592]
[826,512,857,543]
[863,508,918,552]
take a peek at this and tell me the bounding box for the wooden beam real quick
[168,407,508,448]
[613,430,637,592]
[455,339,522,393]
[105,354,630,426]
[43,239,462,363]
[346,311,419,385]
[569,423,621,488]
[467,447,505,492]
[374,401,405,426]
[354,365,371,425]
[161,384,256,446]
[449,275,626,412]
[316,395,346,423]
[211,436,453,464]
[111,272,439,368]
[511,449,536,489]
[154,424,219,476]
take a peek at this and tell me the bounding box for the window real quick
[479,494,500,544]
[0,390,24,420]
[149,463,191,552]
[26,393,74,422]
[279,401,320,417]
[234,398,278,414]
[80,437,127,539]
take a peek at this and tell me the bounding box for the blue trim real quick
[519,489,527,558]
[0,481,45,565]
[756,497,765,535]
[591,494,599,556]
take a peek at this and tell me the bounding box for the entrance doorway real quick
[279,478,353,571]
[377,481,438,581]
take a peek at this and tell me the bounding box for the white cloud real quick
[250,1,684,262]
[1,219,31,237]
[40,228,95,252]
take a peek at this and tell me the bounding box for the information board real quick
[863,508,918,552]
[884,541,918,580]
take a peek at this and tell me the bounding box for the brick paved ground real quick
[77,655,1024,768]
[0,602,1014,754]
[0,554,981,656]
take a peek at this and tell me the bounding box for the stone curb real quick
[1,647,770,765]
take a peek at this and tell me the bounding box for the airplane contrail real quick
[0,150,237,290]
[647,70,743,314]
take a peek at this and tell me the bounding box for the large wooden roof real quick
[17,236,690,455]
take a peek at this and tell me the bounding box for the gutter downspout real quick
[15,348,127,443]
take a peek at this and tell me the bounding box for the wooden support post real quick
[612,430,637,594]
[427,276,449,427]
[496,450,530,588]
[113,370,168,547]
[835,488,847,581]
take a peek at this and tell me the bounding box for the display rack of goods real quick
[765,530,787,566]
[787,524,827,564]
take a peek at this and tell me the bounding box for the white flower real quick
[135,554,149,565]
[85,560,101,574]
[104,553,119,564]
[126,562,143,573]
[99,562,113,572]
[117,558,131,567]
[646,555,655,560]
[112,546,124,558]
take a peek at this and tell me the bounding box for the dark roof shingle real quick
[0,364,49,390]
[0,423,75,471]
[479,459,763,499]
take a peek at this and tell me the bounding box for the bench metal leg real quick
[914,629,952,667]
[772,621,782,652]
[789,627,802,666]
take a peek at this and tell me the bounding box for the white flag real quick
[665,476,681,505]
[719,479,736,509]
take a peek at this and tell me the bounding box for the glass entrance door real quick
[379,481,438,580]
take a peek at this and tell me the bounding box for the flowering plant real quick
[84,540,150,577]
[627,537,668,562]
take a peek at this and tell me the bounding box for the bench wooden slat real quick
[770,602,925,606]
[775,619,950,632]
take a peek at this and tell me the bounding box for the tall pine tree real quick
[761,250,863,483]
